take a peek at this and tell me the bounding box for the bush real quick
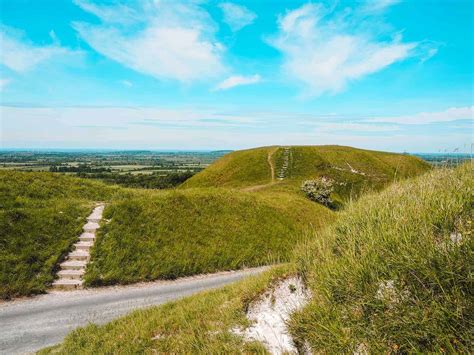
[300,177,334,207]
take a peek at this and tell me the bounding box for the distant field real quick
[0,150,228,189]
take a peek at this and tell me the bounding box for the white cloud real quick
[0,26,77,72]
[119,80,133,87]
[370,106,474,125]
[73,0,226,82]
[219,2,257,31]
[214,74,261,90]
[361,0,400,13]
[268,3,419,96]
[317,122,400,133]
[0,78,11,90]
[73,0,140,24]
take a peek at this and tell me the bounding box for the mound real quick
[84,188,333,286]
[182,145,430,204]
[0,171,118,298]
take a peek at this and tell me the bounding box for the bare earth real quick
[0,267,268,354]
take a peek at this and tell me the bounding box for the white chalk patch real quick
[235,277,311,354]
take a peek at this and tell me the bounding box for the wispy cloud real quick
[317,122,400,133]
[73,0,226,82]
[119,80,133,87]
[214,74,261,91]
[370,106,474,124]
[219,2,257,31]
[0,25,78,72]
[2,105,471,151]
[268,2,430,96]
[361,0,401,13]
[0,78,11,90]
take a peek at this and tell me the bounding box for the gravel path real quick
[0,267,268,354]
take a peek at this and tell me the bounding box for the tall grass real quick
[290,164,473,352]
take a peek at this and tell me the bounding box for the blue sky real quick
[0,0,472,152]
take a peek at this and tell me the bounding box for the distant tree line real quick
[49,164,112,173]
[77,171,195,189]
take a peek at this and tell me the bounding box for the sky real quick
[0,0,472,152]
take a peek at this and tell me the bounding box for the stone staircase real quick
[277,147,291,180]
[52,203,105,290]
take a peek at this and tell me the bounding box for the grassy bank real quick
[0,171,118,298]
[84,189,333,285]
[290,163,473,352]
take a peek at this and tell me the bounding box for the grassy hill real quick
[1,146,430,298]
[182,145,430,204]
[0,171,120,298]
[84,188,333,285]
[45,163,472,353]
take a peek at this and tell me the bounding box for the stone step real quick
[79,232,95,242]
[60,260,87,270]
[52,279,83,290]
[58,269,85,280]
[74,241,93,250]
[83,221,100,232]
[68,250,90,261]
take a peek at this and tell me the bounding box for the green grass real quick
[183,145,430,205]
[181,146,276,188]
[44,164,472,353]
[40,266,291,354]
[290,163,473,353]
[0,146,431,299]
[0,168,333,296]
[84,189,333,285]
[0,171,119,299]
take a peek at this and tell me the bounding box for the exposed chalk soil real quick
[234,276,311,354]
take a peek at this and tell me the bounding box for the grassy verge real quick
[290,164,473,353]
[0,171,118,298]
[40,266,291,354]
[84,189,333,285]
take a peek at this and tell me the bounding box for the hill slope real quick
[182,145,430,203]
[0,171,119,298]
[84,188,333,285]
[44,164,472,353]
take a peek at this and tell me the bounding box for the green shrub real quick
[300,177,334,207]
